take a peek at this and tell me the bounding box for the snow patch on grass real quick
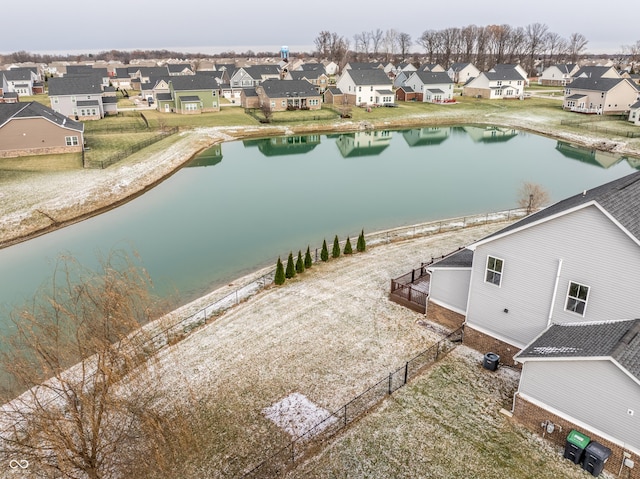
[263,393,337,439]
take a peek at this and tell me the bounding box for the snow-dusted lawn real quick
[149,222,512,475]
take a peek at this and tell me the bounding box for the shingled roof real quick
[569,77,628,92]
[258,79,319,98]
[0,101,83,132]
[48,76,103,95]
[477,170,640,245]
[516,319,640,380]
[412,71,453,85]
[343,69,391,86]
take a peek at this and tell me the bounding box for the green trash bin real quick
[564,429,590,464]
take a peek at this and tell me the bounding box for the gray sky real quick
[2,0,637,55]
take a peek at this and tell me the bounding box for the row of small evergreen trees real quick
[274,230,366,286]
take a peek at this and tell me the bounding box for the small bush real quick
[321,239,329,262]
[296,250,305,274]
[285,252,296,279]
[344,237,353,255]
[304,246,313,269]
[274,257,285,285]
[357,229,366,252]
[332,235,341,259]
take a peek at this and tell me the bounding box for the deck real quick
[389,264,431,314]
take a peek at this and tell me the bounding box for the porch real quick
[389,264,430,314]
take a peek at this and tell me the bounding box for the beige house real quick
[538,64,578,86]
[564,77,639,115]
[0,102,84,158]
[255,79,322,112]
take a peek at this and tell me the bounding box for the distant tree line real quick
[316,26,640,76]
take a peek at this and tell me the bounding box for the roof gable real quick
[516,319,640,382]
[0,101,83,132]
[472,170,640,248]
[343,69,391,86]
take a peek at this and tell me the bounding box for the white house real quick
[447,63,480,84]
[404,71,454,103]
[463,70,526,99]
[538,64,579,86]
[335,69,394,106]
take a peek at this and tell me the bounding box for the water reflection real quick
[186,144,223,167]
[555,141,629,169]
[401,127,450,147]
[463,126,519,143]
[243,135,321,156]
[335,130,392,157]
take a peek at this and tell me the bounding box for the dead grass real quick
[288,348,594,479]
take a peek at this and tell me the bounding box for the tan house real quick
[255,79,321,112]
[0,102,84,158]
[563,77,639,115]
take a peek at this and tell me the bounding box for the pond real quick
[1,126,637,317]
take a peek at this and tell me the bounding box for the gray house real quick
[514,319,640,459]
[48,76,106,120]
[424,170,640,475]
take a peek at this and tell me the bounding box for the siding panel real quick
[429,269,470,312]
[467,206,640,346]
[520,360,640,450]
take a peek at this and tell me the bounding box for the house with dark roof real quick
[513,319,640,464]
[167,63,195,76]
[229,65,281,88]
[286,70,329,93]
[335,69,394,106]
[571,65,620,82]
[563,77,639,115]
[0,102,84,158]
[48,76,106,120]
[1,68,39,96]
[418,170,640,475]
[418,63,446,73]
[404,71,454,103]
[539,64,579,86]
[154,74,221,114]
[255,79,321,112]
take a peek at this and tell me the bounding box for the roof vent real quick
[582,190,587,196]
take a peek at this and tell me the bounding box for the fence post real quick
[404,361,409,385]
[344,404,347,427]
[388,372,393,394]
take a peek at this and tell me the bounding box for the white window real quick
[485,256,503,286]
[565,282,589,315]
[65,136,78,146]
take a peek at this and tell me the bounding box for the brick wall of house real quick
[425,300,465,329]
[462,326,522,368]
[514,395,639,479]
[0,146,82,159]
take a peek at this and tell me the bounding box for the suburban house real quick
[1,68,40,96]
[418,171,640,477]
[48,76,106,120]
[538,64,579,86]
[167,63,195,76]
[462,69,526,99]
[322,61,339,76]
[335,69,394,106]
[286,70,329,93]
[563,77,640,115]
[229,65,281,88]
[447,63,480,84]
[572,65,620,82]
[0,101,84,158]
[629,100,640,125]
[419,63,445,73]
[490,63,529,84]
[255,79,321,112]
[404,71,454,103]
[343,62,385,71]
[154,75,220,114]
[395,85,419,102]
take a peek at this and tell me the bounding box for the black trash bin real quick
[582,441,612,476]
[564,429,590,464]
[483,352,500,371]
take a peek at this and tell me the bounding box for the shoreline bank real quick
[1,113,639,250]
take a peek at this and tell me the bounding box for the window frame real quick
[565,281,590,316]
[484,255,504,287]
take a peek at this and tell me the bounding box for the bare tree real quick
[439,27,461,67]
[398,32,412,60]
[568,32,589,63]
[353,31,372,61]
[525,22,549,76]
[460,25,478,63]
[518,182,551,213]
[544,32,568,66]
[314,31,332,59]
[371,28,384,57]
[0,251,171,479]
[383,29,399,62]
[418,29,442,64]
[622,39,640,65]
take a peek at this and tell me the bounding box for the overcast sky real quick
[2,0,637,55]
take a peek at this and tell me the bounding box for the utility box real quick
[564,429,590,464]
[483,352,499,371]
[582,441,612,476]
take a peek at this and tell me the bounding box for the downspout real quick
[547,258,563,327]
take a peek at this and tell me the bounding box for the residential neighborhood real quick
[1,23,640,479]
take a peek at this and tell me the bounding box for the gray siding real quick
[520,360,640,450]
[429,269,470,312]
[467,206,640,346]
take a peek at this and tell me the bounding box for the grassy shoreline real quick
[2,96,640,249]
